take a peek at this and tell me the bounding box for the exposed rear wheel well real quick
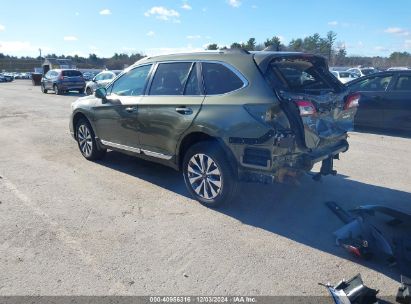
[178,132,237,176]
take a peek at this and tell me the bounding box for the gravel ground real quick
[0,81,410,296]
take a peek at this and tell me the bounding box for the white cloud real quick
[251,5,258,9]
[374,46,390,52]
[384,27,410,36]
[228,0,241,7]
[328,21,338,26]
[99,9,111,15]
[64,36,78,41]
[144,6,180,22]
[0,24,5,31]
[181,3,192,10]
[122,47,137,52]
[0,41,35,53]
[75,12,80,16]
[146,31,155,37]
[187,35,201,39]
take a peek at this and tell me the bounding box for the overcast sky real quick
[0,0,411,57]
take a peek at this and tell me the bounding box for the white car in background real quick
[331,71,357,84]
[85,70,120,95]
[346,67,376,78]
[387,67,410,71]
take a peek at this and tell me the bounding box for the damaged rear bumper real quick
[236,137,349,184]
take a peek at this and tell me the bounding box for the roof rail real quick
[262,46,280,52]
[223,48,250,55]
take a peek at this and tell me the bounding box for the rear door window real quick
[202,62,244,95]
[149,62,192,95]
[349,75,393,92]
[393,75,411,91]
[265,58,337,94]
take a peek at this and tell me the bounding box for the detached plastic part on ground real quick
[321,273,379,304]
[322,274,411,304]
[326,202,411,276]
[397,275,411,304]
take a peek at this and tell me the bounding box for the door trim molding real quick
[100,140,173,160]
[100,140,141,154]
[141,149,173,160]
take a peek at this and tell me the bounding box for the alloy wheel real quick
[187,153,222,200]
[77,124,93,157]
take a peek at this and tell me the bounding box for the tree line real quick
[0,52,144,72]
[2,31,411,71]
[206,31,411,68]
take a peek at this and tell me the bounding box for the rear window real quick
[394,75,411,91]
[62,70,82,77]
[265,58,338,94]
[202,63,244,95]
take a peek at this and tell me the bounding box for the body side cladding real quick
[229,129,296,149]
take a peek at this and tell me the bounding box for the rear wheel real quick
[76,118,106,160]
[78,88,85,94]
[53,84,61,95]
[183,142,237,208]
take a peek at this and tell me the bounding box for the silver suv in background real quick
[85,70,120,95]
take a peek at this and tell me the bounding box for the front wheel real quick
[76,118,106,160]
[86,87,93,95]
[183,142,237,208]
[41,84,48,93]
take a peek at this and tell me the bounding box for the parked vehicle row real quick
[70,50,358,207]
[0,73,15,82]
[39,69,120,95]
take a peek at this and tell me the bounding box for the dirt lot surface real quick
[0,81,410,296]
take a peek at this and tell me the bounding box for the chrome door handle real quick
[175,107,193,115]
[125,106,138,113]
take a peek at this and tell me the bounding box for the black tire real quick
[86,87,93,95]
[41,84,48,94]
[78,88,85,94]
[75,118,106,160]
[183,141,237,208]
[54,84,61,95]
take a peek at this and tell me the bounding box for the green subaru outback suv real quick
[69,50,358,207]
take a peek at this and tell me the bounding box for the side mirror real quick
[95,87,107,101]
[92,78,96,82]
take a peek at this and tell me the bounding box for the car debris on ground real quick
[326,202,411,276]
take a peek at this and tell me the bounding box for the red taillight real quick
[345,93,361,110]
[295,100,317,116]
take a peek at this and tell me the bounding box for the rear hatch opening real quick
[259,54,358,150]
